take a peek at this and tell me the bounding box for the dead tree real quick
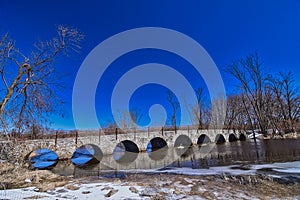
[191,87,207,130]
[225,94,244,133]
[129,107,143,132]
[0,25,83,134]
[270,72,300,133]
[227,53,269,138]
[210,95,226,130]
[166,90,179,133]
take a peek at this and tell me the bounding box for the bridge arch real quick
[71,144,103,167]
[229,134,238,142]
[174,135,193,157]
[147,137,167,150]
[113,140,139,163]
[215,134,226,144]
[26,148,59,169]
[197,134,211,145]
[23,143,57,161]
[239,133,247,141]
[147,137,168,160]
[174,135,192,147]
[120,140,139,152]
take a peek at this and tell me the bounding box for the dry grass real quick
[1,162,300,199]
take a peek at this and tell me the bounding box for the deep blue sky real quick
[1,0,300,129]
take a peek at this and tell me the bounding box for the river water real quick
[52,138,300,177]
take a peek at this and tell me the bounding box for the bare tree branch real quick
[0,25,83,134]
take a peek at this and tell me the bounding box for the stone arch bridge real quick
[0,129,247,164]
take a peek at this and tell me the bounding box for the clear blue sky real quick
[1,0,300,129]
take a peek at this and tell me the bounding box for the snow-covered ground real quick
[1,161,300,199]
[0,182,145,200]
[159,160,300,176]
[97,160,300,176]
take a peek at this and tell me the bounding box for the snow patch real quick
[0,182,145,200]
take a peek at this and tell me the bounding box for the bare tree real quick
[263,84,280,134]
[279,72,300,133]
[0,25,83,134]
[270,72,300,133]
[225,94,243,133]
[102,119,118,135]
[166,90,179,133]
[129,107,142,129]
[129,106,143,136]
[227,53,269,137]
[193,87,205,130]
[116,110,131,131]
[210,95,226,130]
[226,53,300,138]
[185,87,211,130]
[115,107,143,133]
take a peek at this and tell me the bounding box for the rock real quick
[23,195,48,199]
[37,183,56,192]
[129,186,138,193]
[55,181,69,188]
[180,179,191,185]
[173,188,184,195]
[82,191,91,194]
[202,191,217,199]
[150,195,166,200]
[105,189,118,197]
[113,179,122,184]
[25,178,31,183]
[65,184,80,191]
[101,186,114,191]
[189,185,199,195]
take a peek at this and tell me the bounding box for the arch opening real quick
[113,140,139,163]
[121,140,139,153]
[215,134,226,144]
[147,137,168,151]
[147,137,168,160]
[239,133,246,141]
[174,135,192,147]
[197,134,211,145]
[174,135,192,156]
[229,134,238,142]
[28,148,58,170]
[71,144,103,167]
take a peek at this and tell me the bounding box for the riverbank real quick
[1,160,300,199]
[263,132,299,140]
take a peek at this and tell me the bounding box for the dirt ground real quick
[120,173,300,199]
[1,161,300,199]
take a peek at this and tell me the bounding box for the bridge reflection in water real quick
[52,138,300,177]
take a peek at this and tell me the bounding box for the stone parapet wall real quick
[0,129,242,163]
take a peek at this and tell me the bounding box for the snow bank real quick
[0,183,145,200]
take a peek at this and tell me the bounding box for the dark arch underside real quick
[197,134,211,144]
[149,137,167,150]
[239,133,246,141]
[215,134,226,144]
[229,134,238,142]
